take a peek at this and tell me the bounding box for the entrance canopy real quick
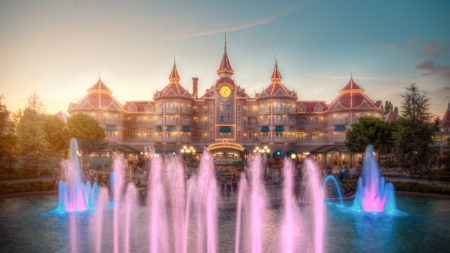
[207,142,245,152]
[273,149,285,158]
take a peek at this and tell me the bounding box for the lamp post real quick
[253,145,270,178]
[180,145,196,170]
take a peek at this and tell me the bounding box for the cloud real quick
[414,60,450,79]
[407,38,419,46]
[154,16,276,44]
[424,41,450,57]
[151,5,303,45]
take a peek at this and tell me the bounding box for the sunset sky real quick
[0,0,449,117]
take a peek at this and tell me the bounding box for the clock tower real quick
[215,36,237,140]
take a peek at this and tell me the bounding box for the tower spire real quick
[217,34,234,76]
[271,59,282,84]
[169,60,180,83]
[224,33,227,52]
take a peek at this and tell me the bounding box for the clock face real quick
[219,85,232,98]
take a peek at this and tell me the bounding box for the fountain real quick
[322,175,344,206]
[51,138,329,252]
[55,138,98,213]
[352,145,397,213]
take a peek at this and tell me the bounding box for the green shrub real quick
[0,180,56,194]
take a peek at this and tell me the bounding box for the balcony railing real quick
[259,119,270,125]
[165,119,177,125]
[273,118,285,125]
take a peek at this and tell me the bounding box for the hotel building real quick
[68,42,383,169]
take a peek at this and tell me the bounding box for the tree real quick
[67,113,106,155]
[41,115,70,156]
[0,96,18,171]
[346,116,396,155]
[17,108,51,174]
[394,84,434,173]
[401,83,430,121]
[384,100,393,114]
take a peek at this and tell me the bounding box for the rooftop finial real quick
[99,72,101,80]
[350,71,353,80]
[224,33,227,52]
[275,54,278,67]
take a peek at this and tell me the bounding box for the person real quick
[216,170,221,183]
[339,167,343,180]
[344,167,349,180]
[226,180,232,199]
[232,174,238,192]
[220,181,226,200]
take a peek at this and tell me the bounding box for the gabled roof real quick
[69,77,123,113]
[328,76,380,111]
[297,101,328,113]
[257,61,297,100]
[87,78,112,94]
[382,111,400,123]
[339,75,364,95]
[154,62,193,100]
[440,103,450,128]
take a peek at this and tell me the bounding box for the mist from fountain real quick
[352,145,397,213]
[55,138,98,213]
[54,139,329,253]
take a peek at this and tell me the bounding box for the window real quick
[226,104,231,111]
[237,105,241,112]
[237,116,240,122]
[220,105,224,111]
[226,115,231,122]
[237,131,240,139]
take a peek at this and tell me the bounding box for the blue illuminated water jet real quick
[54,138,99,213]
[352,145,397,213]
[322,175,344,207]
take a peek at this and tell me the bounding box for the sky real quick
[0,0,449,118]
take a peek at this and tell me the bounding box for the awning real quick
[261,127,269,132]
[155,150,162,154]
[156,127,162,132]
[220,127,231,132]
[273,149,285,158]
[287,150,297,155]
[167,126,176,131]
[106,126,116,131]
[166,150,176,154]
[335,126,346,131]
[289,127,295,131]
[182,127,190,132]
[275,126,284,132]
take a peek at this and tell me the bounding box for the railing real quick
[154,118,163,125]
[272,108,285,114]
[165,108,177,114]
[273,118,285,125]
[165,136,177,143]
[181,118,192,125]
[165,118,177,125]
[259,119,270,125]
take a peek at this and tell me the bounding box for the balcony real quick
[273,118,285,125]
[259,136,270,142]
[105,118,119,125]
[332,118,348,125]
[165,108,177,114]
[273,108,285,114]
[154,118,163,125]
[181,108,193,114]
[165,118,177,125]
[259,119,270,125]
[274,137,286,143]
[165,136,177,143]
[181,118,192,125]
[181,135,191,142]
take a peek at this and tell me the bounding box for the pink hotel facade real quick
[68,43,383,168]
